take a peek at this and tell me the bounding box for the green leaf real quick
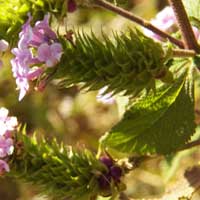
[101,62,195,155]
[183,0,200,27]
[189,16,200,30]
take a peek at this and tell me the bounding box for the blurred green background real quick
[2,0,200,199]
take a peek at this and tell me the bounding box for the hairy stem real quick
[172,49,196,57]
[168,0,200,52]
[93,0,184,48]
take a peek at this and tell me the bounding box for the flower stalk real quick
[93,0,184,48]
[172,49,196,57]
[168,0,200,52]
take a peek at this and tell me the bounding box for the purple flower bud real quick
[100,156,114,168]
[110,165,122,181]
[98,174,111,189]
[68,0,77,13]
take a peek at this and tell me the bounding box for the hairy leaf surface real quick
[101,62,195,155]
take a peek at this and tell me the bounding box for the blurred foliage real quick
[0,0,67,45]
[2,0,200,200]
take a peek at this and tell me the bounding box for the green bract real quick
[56,30,171,97]
[10,132,106,200]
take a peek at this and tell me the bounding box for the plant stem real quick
[168,0,200,52]
[172,49,196,57]
[94,0,184,48]
[178,139,200,151]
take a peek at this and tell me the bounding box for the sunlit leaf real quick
[101,62,195,155]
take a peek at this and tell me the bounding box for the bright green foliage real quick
[56,30,170,97]
[101,60,195,155]
[183,0,200,20]
[10,132,107,200]
[0,0,66,44]
[183,0,200,29]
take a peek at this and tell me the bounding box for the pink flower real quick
[152,7,175,30]
[144,7,176,40]
[0,40,9,52]
[18,14,33,49]
[97,87,115,105]
[144,6,200,41]
[0,107,18,175]
[0,160,9,174]
[0,39,9,68]
[0,137,14,158]
[193,27,200,41]
[18,14,57,48]
[37,43,63,67]
[11,14,63,100]
[0,107,18,137]
[11,48,43,101]
[15,77,30,101]
[33,14,57,43]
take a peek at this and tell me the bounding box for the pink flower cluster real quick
[144,6,200,41]
[11,14,63,101]
[0,107,18,175]
[0,39,9,68]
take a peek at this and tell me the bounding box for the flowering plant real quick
[11,14,63,100]
[1,0,200,199]
[0,108,18,174]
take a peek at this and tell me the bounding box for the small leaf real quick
[101,62,195,155]
[189,16,200,30]
[183,0,200,23]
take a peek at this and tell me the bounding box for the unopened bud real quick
[67,0,77,13]
[100,156,114,168]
